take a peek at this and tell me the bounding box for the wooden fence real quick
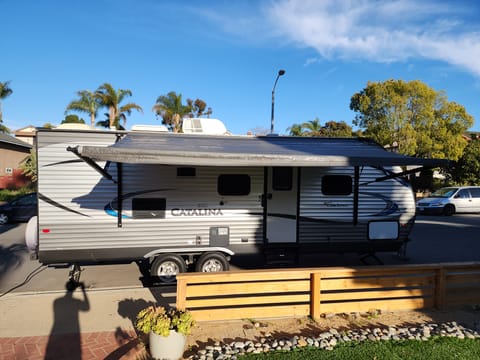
[176,262,480,322]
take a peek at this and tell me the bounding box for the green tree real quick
[287,119,353,137]
[320,121,353,137]
[20,149,37,183]
[152,91,191,133]
[287,123,303,136]
[65,90,100,128]
[450,139,480,185]
[96,113,126,130]
[186,98,212,118]
[61,114,86,124]
[350,79,473,161]
[95,83,143,129]
[0,80,13,133]
[301,118,323,136]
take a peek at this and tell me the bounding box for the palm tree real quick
[302,118,323,136]
[95,83,143,129]
[152,91,191,133]
[287,123,304,136]
[0,81,13,133]
[65,90,100,128]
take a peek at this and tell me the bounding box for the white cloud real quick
[263,0,480,76]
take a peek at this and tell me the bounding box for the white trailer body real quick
[32,128,447,276]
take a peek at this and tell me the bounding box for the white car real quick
[416,186,480,216]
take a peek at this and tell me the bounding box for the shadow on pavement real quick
[44,282,90,360]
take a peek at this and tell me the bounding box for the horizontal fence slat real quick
[176,263,480,322]
[320,297,433,314]
[446,273,480,286]
[185,280,310,297]
[190,304,310,321]
[446,288,480,305]
[185,293,310,309]
[320,275,434,291]
[446,296,480,307]
[176,269,311,284]
[320,288,433,302]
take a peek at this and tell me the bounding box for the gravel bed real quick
[188,321,480,359]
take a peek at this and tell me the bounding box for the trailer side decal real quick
[39,193,90,217]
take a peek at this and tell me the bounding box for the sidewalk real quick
[0,286,176,359]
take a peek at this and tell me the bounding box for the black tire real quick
[195,252,230,273]
[0,213,9,225]
[443,204,455,216]
[150,254,186,283]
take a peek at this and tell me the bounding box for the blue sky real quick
[3,0,480,135]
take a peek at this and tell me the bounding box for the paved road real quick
[0,214,479,294]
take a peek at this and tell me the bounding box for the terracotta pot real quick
[149,330,186,360]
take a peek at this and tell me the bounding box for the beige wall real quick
[0,146,30,177]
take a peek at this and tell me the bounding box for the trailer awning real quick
[75,132,449,168]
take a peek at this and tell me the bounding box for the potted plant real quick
[135,305,195,360]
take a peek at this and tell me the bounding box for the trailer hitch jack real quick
[66,264,83,292]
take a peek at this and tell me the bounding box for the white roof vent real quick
[182,118,228,135]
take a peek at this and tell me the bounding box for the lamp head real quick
[278,69,286,76]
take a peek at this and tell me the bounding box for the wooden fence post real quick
[435,268,446,310]
[176,276,187,311]
[310,272,322,320]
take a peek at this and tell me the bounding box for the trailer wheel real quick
[150,254,186,283]
[195,252,230,273]
[443,204,455,216]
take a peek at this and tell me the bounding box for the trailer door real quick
[266,167,298,243]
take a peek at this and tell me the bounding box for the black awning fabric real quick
[77,132,449,168]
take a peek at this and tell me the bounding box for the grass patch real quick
[240,337,480,359]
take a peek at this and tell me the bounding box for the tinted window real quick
[16,194,36,206]
[322,175,352,195]
[272,167,293,191]
[132,198,166,219]
[470,188,480,198]
[218,174,251,196]
[457,189,470,199]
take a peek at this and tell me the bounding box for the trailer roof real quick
[77,132,449,167]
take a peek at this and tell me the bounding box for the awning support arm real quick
[67,146,117,184]
[353,166,359,226]
[361,166,435,185]
[117,162,123,228]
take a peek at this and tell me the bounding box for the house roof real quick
[0,133,32,149]
[76,132,449,168]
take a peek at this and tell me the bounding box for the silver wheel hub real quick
[202,259,223,272]
[157,261,179,276]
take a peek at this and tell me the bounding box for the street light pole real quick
[270,69,285,134]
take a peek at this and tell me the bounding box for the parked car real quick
[0,192,37,225]
[416,186,480,216]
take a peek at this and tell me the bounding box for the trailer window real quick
[177,167,196,177]
[272,167,293,191]
[322,175,352,195]
[132,198,166,219]
[218,174,251,196]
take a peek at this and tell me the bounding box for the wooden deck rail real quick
[176,262,480,322]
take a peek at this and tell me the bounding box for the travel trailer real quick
[28,125,447,285]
